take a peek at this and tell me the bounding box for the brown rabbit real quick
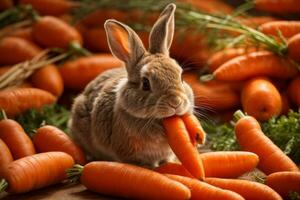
[69,3,194,167]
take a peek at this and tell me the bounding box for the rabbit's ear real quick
[104,19,146,65]
[149,3,176,55]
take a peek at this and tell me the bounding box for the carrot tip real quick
[233,110,246,122]
[0,179,8,193]
[200,74,214,82]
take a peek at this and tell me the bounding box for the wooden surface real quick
[0,184,122,200]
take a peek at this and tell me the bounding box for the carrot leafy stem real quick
[66,164,84,183]
[0,179,8,193]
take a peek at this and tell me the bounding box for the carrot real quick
[19,0,75,16]
[259,21,300,39]
[30,64,64,97]
[0,0,13,11]
[32,16,83,49]
[82,27,110,52]
[59,54,123,90]
[266,171,300,198]
[171,31,208,64]
[165,174,245,200]
[212,51,298,81]
[0,37,41,65]
[163,116,205,180]
[287,33,300,62]
[207,48,257,72]
[33,125,86,165]
[0,66,11,76]
[155,151,258,178]
[234,110,299,175]
[0,88,56,117]
[0,152,74,194]
[0,139,13,173]
[202,151,259,178]
[67,161,191,200]
[0,114,36,159]
[183,72,240,111]
[181,113,206,145]
[79,10,128,27]
[205,178,283,200]
[287,76,300,107]
[179,0,233,14]
[280,92,291,115]
[6,27,33,42]
[255,0,300,14]
[154,163,194,178]
[241,77,282,121]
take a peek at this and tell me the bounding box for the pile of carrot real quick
[0,111,86,194]
[193,18,300,121]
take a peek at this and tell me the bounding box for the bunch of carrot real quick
[63,112,299,200]
[0,111,86,194]
[0,2,127,116]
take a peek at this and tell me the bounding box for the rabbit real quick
[69,3,195,167]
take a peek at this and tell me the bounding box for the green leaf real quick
[15,104,70,137]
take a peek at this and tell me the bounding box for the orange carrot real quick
[241,77,282,121]
[19,0,75,16]
[67,161,191,200]
[165,174,245,200]
[154,163,194,178]
[0,0,13,11]
[6,27,33,42]
[79,10,128,27]
[0,88,56,117]
[0,139,13,173]
[280,92,291,115]
[59,54,123,90]
[30,64,64,97]
[155,151,258,178]
[32,16,82,49]
[0,37,41,65]
[163,116,205,180]
[207,48,257,72]
[206,178,283,200]
[213,51,298,81]
[33,125,86,165]
[82,27,111,52]
[202,151,259,178]
[266,171,300,198]
[179,0,233,14]
[234,110,299,175]
[0,115,36,159]
[259,21,300,39]
[181,113,206,145]
[0,152,74,194]
[0,66,11,76]
[255,0,300,14]
[287,76,300,107]
[287,33,300,62]
[183,72,240,111]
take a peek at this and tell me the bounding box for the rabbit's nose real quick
[169,97,182,109]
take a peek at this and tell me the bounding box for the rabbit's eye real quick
[142,77,151,91]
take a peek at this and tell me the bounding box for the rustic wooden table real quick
[0,184,122,200]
